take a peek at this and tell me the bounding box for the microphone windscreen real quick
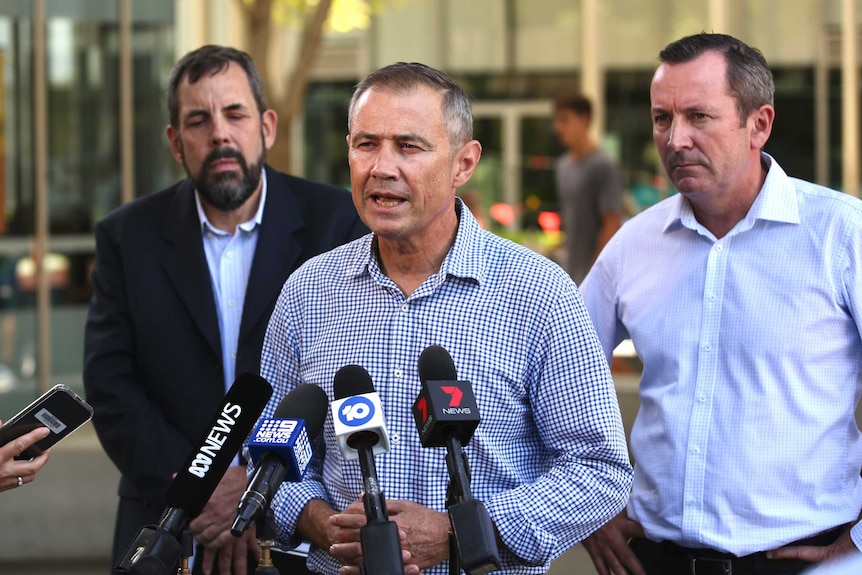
[165,372,272,516]
[272,384,328,440]
[334,365,375,399]
[418,345,458,382]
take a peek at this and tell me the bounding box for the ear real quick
[452,140,482,189]
[166,124,184,166]
[262,109,278,150]
[749,104,774,150]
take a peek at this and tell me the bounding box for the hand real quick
[582,510,647,575]
[767,524,857,564]
[188,466,261,574]
[0,421,51,492]
[385,499,450,572]
[308,498,418,575]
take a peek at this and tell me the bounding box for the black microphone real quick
[332,365,403,575]
[114,372,273,575]
[413,346,501,575]
[231,384,328,536]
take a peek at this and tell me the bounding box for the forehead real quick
[650,51,732,108]
[350,85,446,136]
[176,62,255,112]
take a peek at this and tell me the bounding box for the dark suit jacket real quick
[83,166,368,565]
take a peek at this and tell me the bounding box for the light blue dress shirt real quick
[259,200,633,575]
[196,171,267,393]
[581,154,862,556]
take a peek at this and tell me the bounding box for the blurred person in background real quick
[552,92,623,284]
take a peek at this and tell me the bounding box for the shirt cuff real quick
[270,480,330,550]
[485,491,556,569]
[849,520,862,551]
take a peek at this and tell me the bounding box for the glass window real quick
[0,1,173,410]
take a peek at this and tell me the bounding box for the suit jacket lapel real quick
[160,180,221,356]
[240,167,304,341]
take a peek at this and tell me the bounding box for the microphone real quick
[231,383,328,536]
[332,365,403,575]
[114,372,272,575]
[413,346,501,575]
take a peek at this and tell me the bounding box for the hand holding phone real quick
[0,384,94,460]
[0,424,51,491]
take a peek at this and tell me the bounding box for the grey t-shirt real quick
[555,149,623,284]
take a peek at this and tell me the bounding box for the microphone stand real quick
[254,508,280,575]
[444,436,501,575]
[357,445,404,575]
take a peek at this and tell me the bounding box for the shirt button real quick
[226,251,234,259]
[704,344,712,351]
[394,368,403,378]
[401,304,408,312]
[228,300,236,308]
[698,396,706,403]
[693,447,700,454]
[715,244,723,251]
[390,432,400,444]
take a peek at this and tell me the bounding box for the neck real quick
[376,213,459,298]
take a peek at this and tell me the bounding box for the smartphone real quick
[0,384,94,460]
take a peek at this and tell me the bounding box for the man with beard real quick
[83,45,367,575]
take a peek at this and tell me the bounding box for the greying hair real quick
[167,45,267,129]
[348,62,473,148]
[659,33,774,126]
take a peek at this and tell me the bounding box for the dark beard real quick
[189,146,263,212]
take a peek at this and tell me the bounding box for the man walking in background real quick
[552,92,624,284]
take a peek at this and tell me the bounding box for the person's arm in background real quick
[0,423,50,492]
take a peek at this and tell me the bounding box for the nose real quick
[666,120,692,151]
[369,142,399,180]
[210,115,230,147]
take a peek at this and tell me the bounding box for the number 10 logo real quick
[338,396,375,427]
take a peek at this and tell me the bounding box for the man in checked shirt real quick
[256,61,633,575]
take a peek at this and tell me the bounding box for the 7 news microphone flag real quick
[414,345,501,575]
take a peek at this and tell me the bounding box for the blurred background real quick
[0,0,860,572]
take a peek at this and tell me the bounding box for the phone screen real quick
[0,384,94,459]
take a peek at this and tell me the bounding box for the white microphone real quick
[331,366,390,460]
[331,365,403,575]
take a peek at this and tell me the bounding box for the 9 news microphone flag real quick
[231,383,329,536]
[114,372,273,575]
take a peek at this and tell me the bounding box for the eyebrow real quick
[352,131,435,149]
[182,102,250,122]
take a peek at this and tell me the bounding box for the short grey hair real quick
[348,62,473,148]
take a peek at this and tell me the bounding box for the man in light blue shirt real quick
[258,62,633,575]
[580,33,862,575]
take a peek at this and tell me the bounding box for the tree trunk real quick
[271,0,334,173]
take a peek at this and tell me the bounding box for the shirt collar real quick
[348,196,485,285]
[195,168,268,235]
[663,152,800,235]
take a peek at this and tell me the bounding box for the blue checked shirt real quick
[581,154,862,555]
[259,200,633,575]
